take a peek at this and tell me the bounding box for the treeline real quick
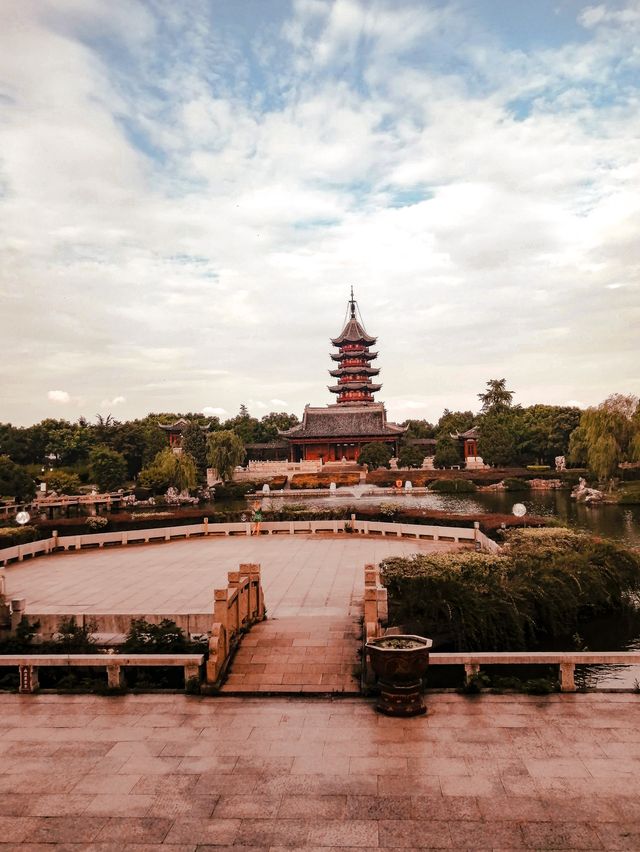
[0,406,298,500]
[402,382,640,480]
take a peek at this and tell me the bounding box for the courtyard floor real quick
[3,537,461,617]
[0,691,639,849]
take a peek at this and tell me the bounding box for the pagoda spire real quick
[328,290,381,405]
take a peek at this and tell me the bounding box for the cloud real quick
[100,395,126,407]
[47,390,70,403]
[203,406,227,417]
[2,0,640,425]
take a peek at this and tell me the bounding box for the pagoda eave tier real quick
[330,351,378,361]
[330,318,377,347]
[329,367,380,377]
[328,383,382,393]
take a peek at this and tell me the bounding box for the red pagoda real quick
[281,290,405,462]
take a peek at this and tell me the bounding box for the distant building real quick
[280,290,405,462]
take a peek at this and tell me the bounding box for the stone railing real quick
[206,563,265,688]
[430,651,640,693]
[0,519,498,567]
[363,562,388,644]
[0,653,205,694]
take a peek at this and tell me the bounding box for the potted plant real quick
[366,634,433,716]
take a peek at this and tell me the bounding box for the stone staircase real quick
[220,614,361,694]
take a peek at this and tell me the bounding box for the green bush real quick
[0,526,38,548]
[123,618,188,653]
[380,528,640,651]
[526,465,551,472]
[502,478,530,491]
[429,479,477,493]
[85,516,109,531]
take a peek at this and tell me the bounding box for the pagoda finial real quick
[349,285,355,317]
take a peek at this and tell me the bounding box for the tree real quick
[258,412,300,441]
[477,411,518,467]
[89,446,128,491]
[571,395,640,481]
[137,448,198,494]
[358,442,392,470]
[223,405,262,444]
[478,379,514,413]
[181,422,208,480]
[402,420,436,439]
[398,445,425,469]
[207,430,245,482]
[44,470,81,494]
[433,436,461,469]
[435,409,475,438]
[518,405,582,465]
[0,455,36,501]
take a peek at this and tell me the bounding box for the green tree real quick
[402,419,436,439]
[44,470,81,494]
[223,405,261,444]
[207,430,246,482]
[477,411,518,466]
[181,422,208,480]
[433,436,461,469]
[518,405,582,465]
[138,449,198,493]
[573,395,640,481]
[0,455,36,501]
[358,442,393,469]
[398,445,425,469]
[435,409,475,438]
[258,411,300,441]
[89,446,128,491]
[478,378,515,413]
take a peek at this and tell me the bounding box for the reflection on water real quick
[261,489,640,548]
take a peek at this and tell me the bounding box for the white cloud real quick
[2,0,640,425]
[203,406,228,417]
[47,390,70,403]
[100,396,126,407]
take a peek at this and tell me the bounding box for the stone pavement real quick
[221,616,361,694]
[0,691,639,849]
[3,537,458,616]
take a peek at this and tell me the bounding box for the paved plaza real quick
[3,537,459,617]
[0,691,639,849]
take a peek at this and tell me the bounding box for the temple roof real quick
[280,404,406,440]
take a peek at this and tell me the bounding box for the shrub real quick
[502,478,530,491]
[526,465,551,472]
[618,483,640,505]
[380,528,640,652]
[123,618,189,653]
[53,617,97,652]
[43,470,81,495]
[0,526,38,548]
[358,442,393,470]
[85,516,109,531]
[290,472,360,489]
[429,479,477,493]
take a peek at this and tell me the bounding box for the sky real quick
[1,0,639,427]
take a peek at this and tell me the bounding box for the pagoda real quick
[328,287,382,404]
[280,290,405,463]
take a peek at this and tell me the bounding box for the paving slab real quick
[3,536,460,616]
[0,692,638,849]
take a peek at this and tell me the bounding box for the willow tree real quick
[207,430,245,482]
[571,395,640,481]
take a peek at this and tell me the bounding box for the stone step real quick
[220,615,362,695]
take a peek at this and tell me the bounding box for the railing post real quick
[204,517,209,535]
[184,662,200,686]
[464,663,480,684]
[560,661,576,692]
[107,664,124,689]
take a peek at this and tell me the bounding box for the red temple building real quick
[281,291,405,462]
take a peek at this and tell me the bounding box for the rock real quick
[571,477,604,503]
